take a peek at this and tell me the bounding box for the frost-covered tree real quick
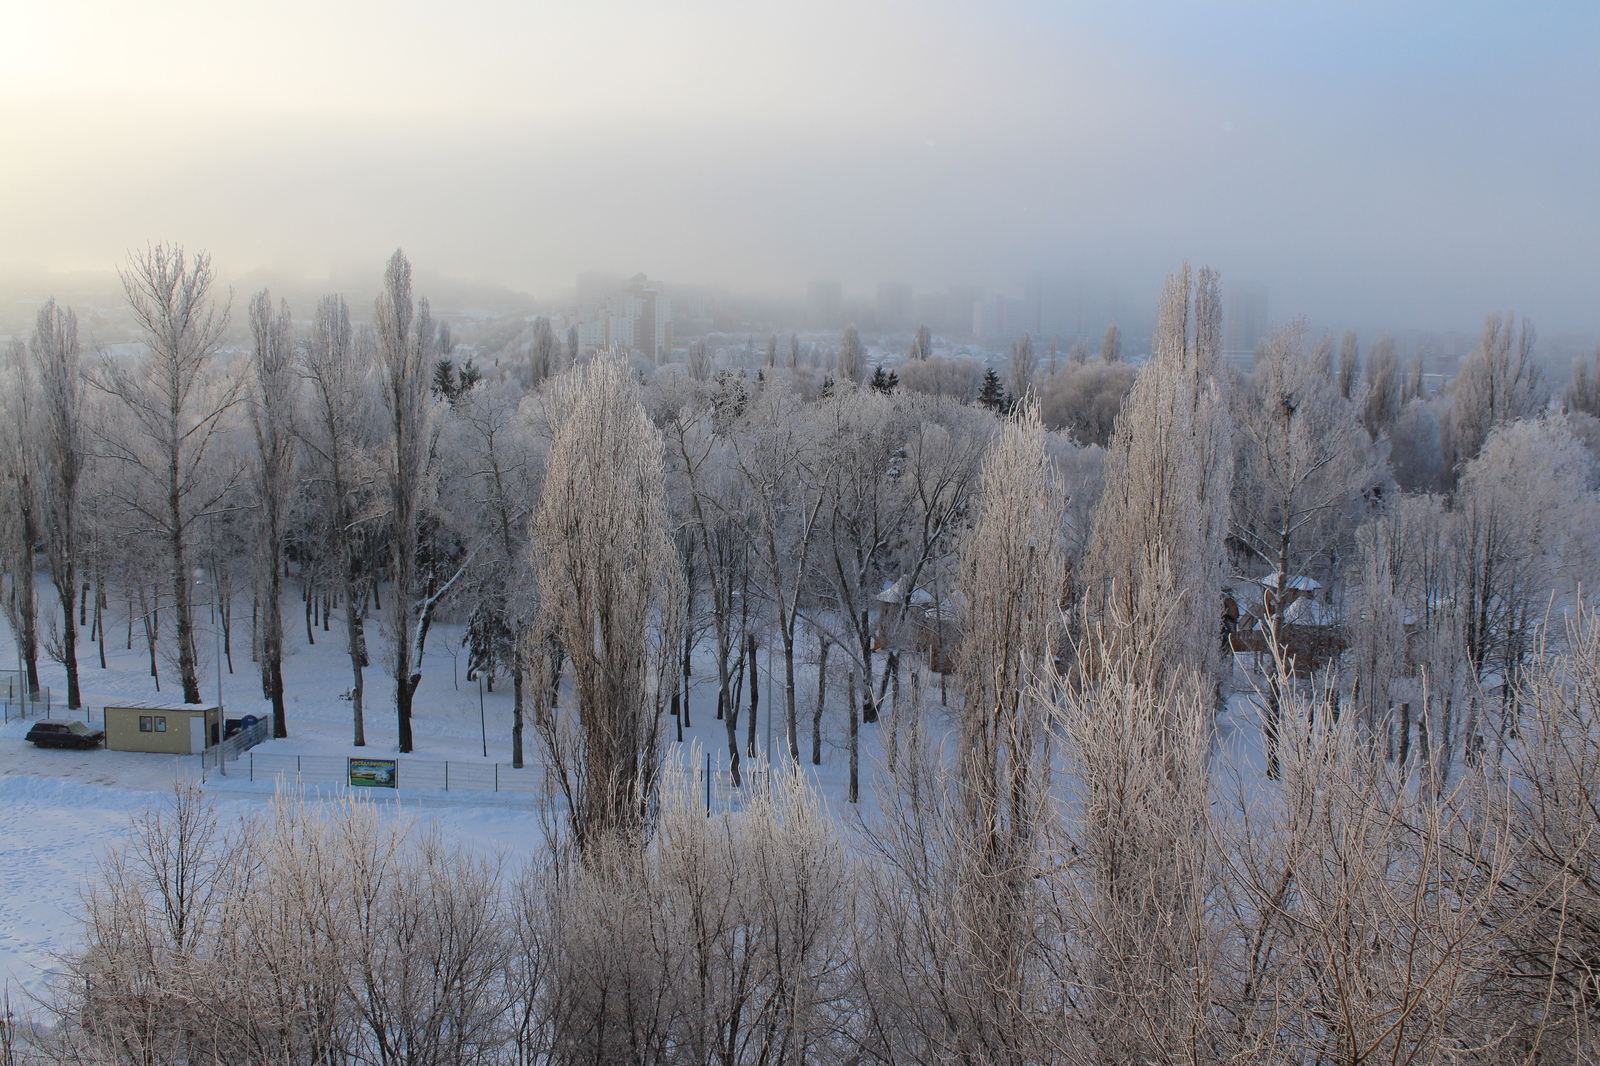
[730,387,828,761]
[30,299,87,707]
[1233,319,1386,615]
[1405,348,1427,402]
[900,354,985,405]
[374,249,439,752]
[1443,312,1546,485]
[687,338,712,382]
[1337,330,1360,400]
[1309,331,1335,379]
[1233,320,1386,772]
[1362,332,1402,439]
[449,379,540,767]
[0,341,40,695]
[528,315,559,387]
[96,245,237,705]
[299,296,379,745]
[838,325,865,386]
[1082,262,1231,682]
[1566,343,1600,419]
[855,404,1058,1065]
[247,290,298,737]
[954,400,1063,1051]
[812,388,910,790]
[910,323,932,362]
[1454,416,1597,707]
[1100,320,1121,363]
[1007,332,1036,399]
[1039,360,1137,447]
[533,355,682,849]
[663,386,756,784]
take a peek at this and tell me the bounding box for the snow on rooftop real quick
[1258,573,1322,591]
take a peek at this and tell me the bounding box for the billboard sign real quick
[349,757,398,788]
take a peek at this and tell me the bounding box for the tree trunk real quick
[783,620,798,761]
[847,669,859,803]
[60,594,80,709]
[724,641,743,787]
[511,639,524,768]
[681,625,693,728]
[221,589,234,674]
[95,576,106,670]
[171,525,200,705]
[858,609,877,723]
[747,632,759,759]
[813,638,828,766]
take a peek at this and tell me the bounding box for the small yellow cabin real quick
[103,703,221,755]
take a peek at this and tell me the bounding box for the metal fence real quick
[229,753,771,809]
[199,716,274,779]
[236,752,541,795]
[1,673,54,722]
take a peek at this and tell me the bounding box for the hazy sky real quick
[1,1,1595,331]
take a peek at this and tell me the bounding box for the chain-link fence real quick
[234,752,541,795]
[1,672,54,722]
[227,752,771,810]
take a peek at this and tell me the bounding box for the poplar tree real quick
[375,250,434,752]
[0,341,40,695]
[30,300,86,707]
[1099,321,1122,363]
[247,290,298,738]
[533,355,682,850]
[1082,262,1230,683]
[838,325,864,385]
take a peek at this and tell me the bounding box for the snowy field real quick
[0,591,1273,1008]
[0,599,880,1005]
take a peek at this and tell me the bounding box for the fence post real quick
[445,761,449,791]
[705,750,711,817]
[494,764,499,792]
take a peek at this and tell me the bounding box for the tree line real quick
[8,248,1600,1061]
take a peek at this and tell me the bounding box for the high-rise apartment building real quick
[573,272,671,359]
[1223,282,1269,362]
[808,280,843,328]
[877,281,913,331]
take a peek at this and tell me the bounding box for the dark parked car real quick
[26,719,105,750]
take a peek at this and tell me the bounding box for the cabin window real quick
[139,716,152,732]
[155,717,167,732]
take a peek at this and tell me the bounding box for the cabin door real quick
[190,715,207,754]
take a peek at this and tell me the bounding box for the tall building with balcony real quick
[572,272,671,359]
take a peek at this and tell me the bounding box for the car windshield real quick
[65,721,94,735]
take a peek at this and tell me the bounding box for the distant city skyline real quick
[2,3,1596,334]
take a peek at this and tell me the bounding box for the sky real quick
[0,0,1595,332]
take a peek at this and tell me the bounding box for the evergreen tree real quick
[870,365,899,393]
[977,366,1009,413]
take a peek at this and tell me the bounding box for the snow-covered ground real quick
[0,591,1274,1008]
[0,601,875,1004]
